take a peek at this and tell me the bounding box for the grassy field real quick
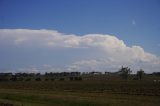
[0,75,160,106]
[0,89,160,106]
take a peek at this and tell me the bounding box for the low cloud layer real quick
[0,29,159,73]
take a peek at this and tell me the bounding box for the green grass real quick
[0,89,160,106]
[0,76,160,106]
[0,80,159,95]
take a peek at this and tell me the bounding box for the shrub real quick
[45,78,49,81]
[69,77,74,81]
[59,78,64,81]
[35,78,41,81]
[51,78,55,81]
[25,78,31,81]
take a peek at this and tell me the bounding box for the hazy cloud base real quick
[0,29,159,73]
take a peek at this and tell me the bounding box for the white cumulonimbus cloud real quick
[0,29,159,73]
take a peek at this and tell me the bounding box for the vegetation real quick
[137,69,144,80]
[118,66,132,80]
[0,67,160,106]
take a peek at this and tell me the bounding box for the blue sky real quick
[0,0,160,73]
[1,0,160,55]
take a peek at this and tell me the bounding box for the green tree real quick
[118,66,132,80]
[137,69,144,80]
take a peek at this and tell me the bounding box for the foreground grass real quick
[0,89,160,106]
[0,79,160,106]
[0,80,159,96]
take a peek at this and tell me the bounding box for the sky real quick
[0,0,160,73]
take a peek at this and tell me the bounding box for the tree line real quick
[0,67,159,81]
[0,72,82,81]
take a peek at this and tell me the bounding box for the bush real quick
[25,78,31,81]
[45,78,49,81]
[51,78,55,81]
[59,78,64,81]
[69,77,74,81]
[75,77,82,81]
[35,78,41,81]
